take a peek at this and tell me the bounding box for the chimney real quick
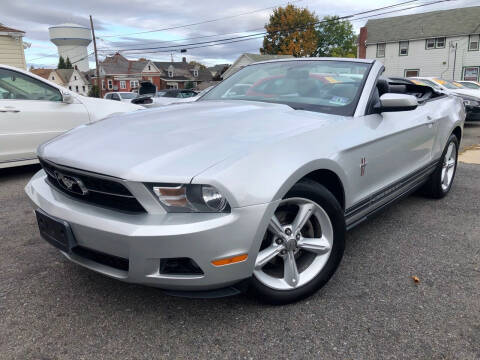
[182,57,186,63]
[358,27,367,59]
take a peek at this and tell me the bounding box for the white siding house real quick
[359,6,480,81]
[0,24,28,70]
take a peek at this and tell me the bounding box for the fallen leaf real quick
[411,275,420,284]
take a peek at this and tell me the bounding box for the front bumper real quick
[25,170,276,291]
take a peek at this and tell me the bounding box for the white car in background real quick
[0,65,142,169]
[104,92,138,103]
[409,77,480,120]
[457,80,480,90]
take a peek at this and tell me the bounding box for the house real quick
[222,53,294,79]
[153,58,213,89]
[358,6,480,81]
[31,68,91,96]
[93,53,161,97]
[207,64,230,78]
[0,24,29,69]
[91,53,212,96]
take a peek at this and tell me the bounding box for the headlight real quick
[464,99,480,107]
[149,184,230,213]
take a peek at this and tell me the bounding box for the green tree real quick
[58,56,66,69]
[260,4,318,57]
[315,16,357,58]
[184,81,195,89]
[88,85,100,98]
[65,57,73,69]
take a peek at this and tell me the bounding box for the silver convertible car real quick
[25,58,465,304]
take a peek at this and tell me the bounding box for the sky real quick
[1,0,478,69]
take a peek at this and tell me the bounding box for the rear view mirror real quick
[377,93,418,112]
[62,91,74,104]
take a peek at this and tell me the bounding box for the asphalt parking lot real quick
[1,124,479,360]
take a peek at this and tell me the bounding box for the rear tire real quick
[424,134,459,199]
[250,180,345,305]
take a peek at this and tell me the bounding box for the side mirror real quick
[62,91,74,104]
[376,93,418,113]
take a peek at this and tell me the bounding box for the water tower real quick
[49,23,91,72]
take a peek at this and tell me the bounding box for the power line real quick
[98,0,455,55]
[98,0,303,38]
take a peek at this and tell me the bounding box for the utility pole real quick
[90,15,101,97]
[452,42,458,81]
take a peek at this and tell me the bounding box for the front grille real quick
[40,159,146,213]
[72,246,129,271]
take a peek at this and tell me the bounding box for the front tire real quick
[250,180,345,305]
[424,134,459,199]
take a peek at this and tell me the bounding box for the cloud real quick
[1,0,477,67]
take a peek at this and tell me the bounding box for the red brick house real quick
[92,53,213,97]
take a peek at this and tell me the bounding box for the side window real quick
[112,93,120,101]
[105,94,112,99]
[0,69,62,101]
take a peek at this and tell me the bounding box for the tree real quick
[58,56,66,69]
[65,57,73,69]
[260,4,318,57]
[188,61,207,70]
[315,16,357,58]
[184,81,195,89]
[88,85,100,98]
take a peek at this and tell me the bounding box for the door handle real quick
[0,107,20,113]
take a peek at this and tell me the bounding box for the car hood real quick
[38,100,340,182]
[451,89,480,99]
[78,96,143,121]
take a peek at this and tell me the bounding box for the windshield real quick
[120,93,137,99]
[201,60,371,116]
[460,82,480,89]
[434,78,464,89]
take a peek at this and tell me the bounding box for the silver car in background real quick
[25,58,464,304]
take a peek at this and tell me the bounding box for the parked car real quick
[104,92,138,103]
[456,80,480,90]
[409,77,480,120]
[131,82,199,108]
[0,65,143,169]
[26,58,464,304]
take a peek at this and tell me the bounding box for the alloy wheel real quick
[441,142,457,191]
[254,197,333,291]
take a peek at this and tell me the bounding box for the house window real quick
[193,70,198,77]
[52,76,55,80]
[130,80,139,88]
[404,69,419,77]
[148,65,151,71]
[108,79,113,89]
[426,37,445,49]
[102,80,105,89]
[168,70,174,77]
[469,34,479,51]
[376,43,385,58]
[74,76,77,80]
[399,41,409,56]
[75,85,79,92]
[436,37,445,48]
[120,80,126,89]
[426,38,435,49]
[463,67,479,81]
[69,86,72,90]
[82,86,85,92]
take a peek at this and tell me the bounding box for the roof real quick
[244,53,293,62]
[30,68,53,79]
[100,53,157,75]
[55,69,74,83]
[365,6,480,44]
[0,24,25,33]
